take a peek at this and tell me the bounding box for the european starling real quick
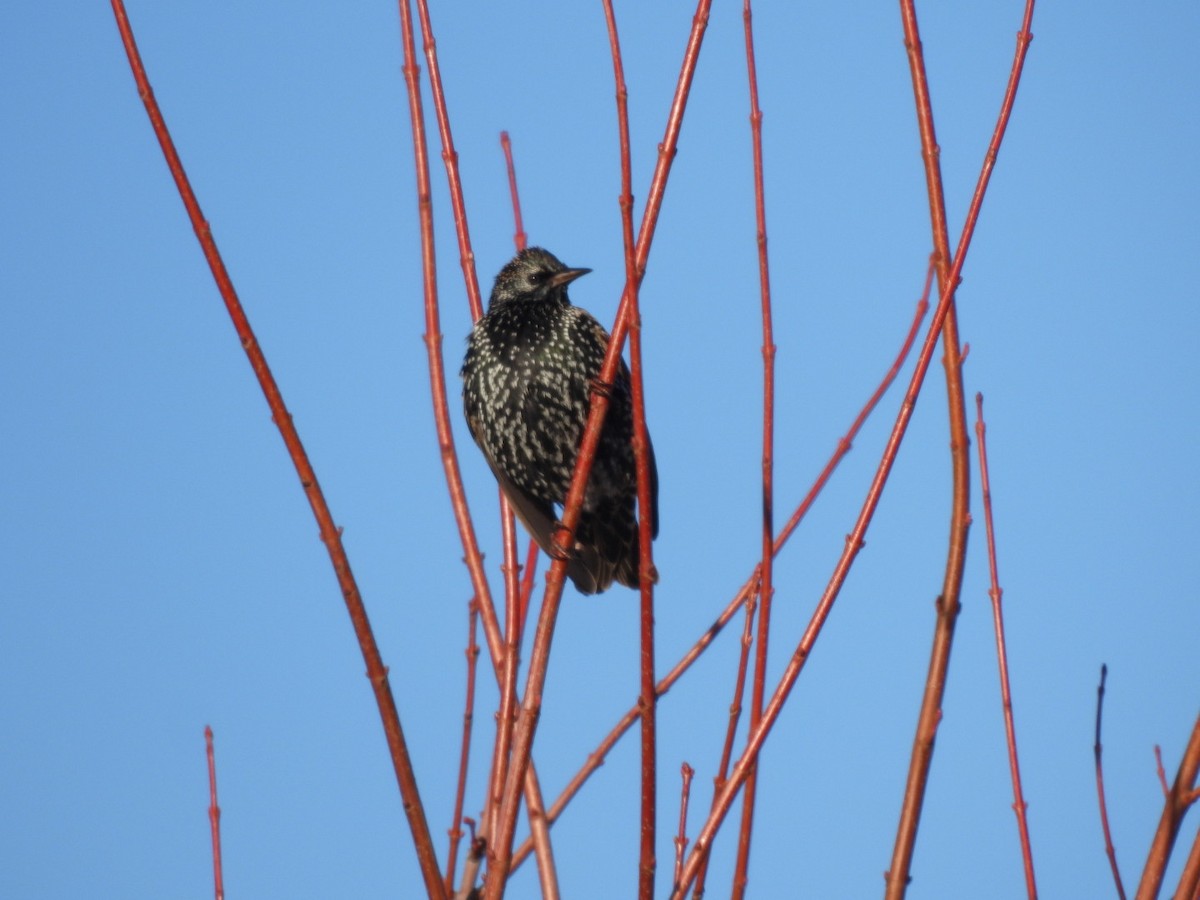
[461,247,658,594]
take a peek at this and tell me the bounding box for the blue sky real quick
[3,2,1198,897]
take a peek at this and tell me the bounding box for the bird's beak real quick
[548,267,591,289]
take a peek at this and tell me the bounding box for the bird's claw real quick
[549,520,575,562]
[589,377,614,400]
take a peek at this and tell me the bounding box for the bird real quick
[461,246,658,595]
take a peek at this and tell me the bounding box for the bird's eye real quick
[529,270,547,285]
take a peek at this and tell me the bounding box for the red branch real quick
[1093,665,1127,900]
[1137,713,1200,898]
[693,581,758,897]
[885,3,1035,894]
[975,393,1038,897]
[731,2,777,893]
[1156,745,1171,800]
[205,726,224,900]
[109,4,444,894]
[487,5,713,895]
[445,602,482,894]
[598,3,658,896]
[412,0,483,321]
[500,132,528,254]
[673,763,695,893]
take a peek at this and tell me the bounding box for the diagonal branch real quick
[975,393,1038,897]
[109,3,444,895]
[886,3,1035,894]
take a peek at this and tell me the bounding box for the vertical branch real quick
[1093,665,1127,900]
[485,499,522,843]
[673,764,696,893]
[975,394,1038,898]
[886,4,1035,895]
[732,1,777,893]
[412,0,483,320]
[488,5,713,895]
[500,132,528,253]
[599,2,658,896]
[1136,713,1200,899]
[205,726,224,900]
[110,4,444,894]
[445,602,482,894]
[694,586,758,897]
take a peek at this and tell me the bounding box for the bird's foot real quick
[588,377,614,400]
[549,520,576,562]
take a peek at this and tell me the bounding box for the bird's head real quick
[489,247,591,307]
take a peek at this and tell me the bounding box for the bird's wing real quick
[467,415,605,595]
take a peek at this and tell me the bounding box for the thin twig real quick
[205,726,224,900]
[597,3,659,896]
[500,132,528,254]
[110,4,444,893]
[732,1,777,892]
[445,602,482,894]
[1156,746,1171,801]
[674,764,696,893]
[412,0,483,320]
[693,581,758,897]
[1093,665,1127,900]
[485,503,522,843]
[975,393,1038,898]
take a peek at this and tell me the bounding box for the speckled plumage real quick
[461,247,658,594]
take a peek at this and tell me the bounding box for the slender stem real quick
[673,764,695,894]
[975,394,1038,898]
[693,580,757,898]
[110,4,444,894]
[205,727,224,900]
[732,1,776,892]
[486,502,522,843]
[445,603,481,894]
[500,132,528,254]
[412,0,483,320]
[1156,746,1172,800]
[1093,665,1127,900]
[599,3,658,895]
